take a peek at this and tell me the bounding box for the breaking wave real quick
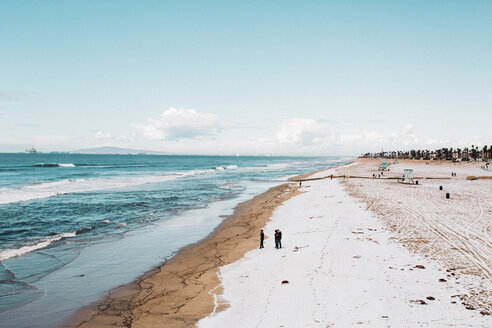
[32,163,76,168]
[0,232,77,261]
[0,165,241,205]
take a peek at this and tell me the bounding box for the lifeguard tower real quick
[399,168,415,184]
[379,159,388,171]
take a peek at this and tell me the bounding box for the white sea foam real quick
[0,232,77,261]
[218,183,237,189]
[0,175,176,205]
[265,163,290,169]
[178,169,216,177]
[58,163,76,167]
[214,165,238,171]
[33,163,76,167]
[0,167,232,205]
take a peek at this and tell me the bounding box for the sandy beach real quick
[64,158,491,327]
[198,158,491,327]
[61,183,301,328]
[336,159,492,312]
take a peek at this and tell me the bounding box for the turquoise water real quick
[0,154,349,327]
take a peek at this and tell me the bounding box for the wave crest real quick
[0,232,77,261]
[33,163,75,168]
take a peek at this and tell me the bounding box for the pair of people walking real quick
[259,229,282,249]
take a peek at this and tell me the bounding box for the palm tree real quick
[471,146,478,160]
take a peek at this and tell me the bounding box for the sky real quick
[1,0,491,155]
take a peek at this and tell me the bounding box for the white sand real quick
[197,164,491,327]
[336,160,492,310]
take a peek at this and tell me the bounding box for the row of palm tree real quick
[362,145,492,161]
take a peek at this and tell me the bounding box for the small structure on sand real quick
[398,168,416,184]
[379,160,388,171]
[394,158,398,164]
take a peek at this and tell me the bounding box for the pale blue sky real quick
[1,1,491,155]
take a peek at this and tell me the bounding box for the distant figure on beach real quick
[299,181,302,186]
[330,174,333,180]
[259,229,264,249]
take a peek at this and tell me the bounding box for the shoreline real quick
[288,160,354,181]
[61,181,304,327]
[62,156,491,327]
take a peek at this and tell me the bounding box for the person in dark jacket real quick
[259,229,264,249]
[278,230,282,248]
[274,229,279,249]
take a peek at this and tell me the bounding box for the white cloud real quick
[270,118,485,155]
[276,119,327,145]
[133,107,230,140]
[94,131,112,140]
[402,124,414,135]
[115,114,491,156]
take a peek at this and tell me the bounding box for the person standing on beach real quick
[259,229,264,249]
[278,230,282,248]
[274,229,279,249]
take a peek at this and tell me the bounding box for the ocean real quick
[0,153,350,327]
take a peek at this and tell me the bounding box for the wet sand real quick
[61,183,301,328]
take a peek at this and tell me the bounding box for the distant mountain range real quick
[71,146,168,155]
